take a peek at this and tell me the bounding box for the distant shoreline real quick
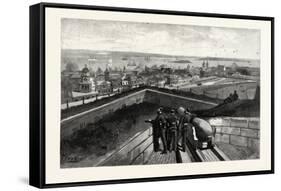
[61,49,260,62]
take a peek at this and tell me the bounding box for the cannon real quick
[187,117,216,149]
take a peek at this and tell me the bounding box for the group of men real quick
[151,107,193,154]
[223,90,239,104]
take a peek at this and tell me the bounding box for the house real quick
[166,74,178,85]
[121,74,132,91]
[130,75,138,87]
[69,72,81,91]
[108,72,122,89]
[136,76,145,87]
[96,81,112,95]
[217,65,226,76]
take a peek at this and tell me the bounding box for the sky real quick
[61,18,260,60]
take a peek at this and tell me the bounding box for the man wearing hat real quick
[149,107,167,153]
[166,109,179,152]
[155,107,168,154]
[179,107,193,152]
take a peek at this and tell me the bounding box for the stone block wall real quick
[206,117,260,151]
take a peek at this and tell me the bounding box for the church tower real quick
[79,65,92,93]
[104,67,110,82]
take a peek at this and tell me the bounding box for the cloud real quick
[62,18,260,59]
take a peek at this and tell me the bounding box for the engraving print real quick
[60,18,260,168]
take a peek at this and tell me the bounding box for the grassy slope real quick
[195,99,259,117]
[61,102,158,166]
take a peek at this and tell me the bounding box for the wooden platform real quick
[145,151,177,165]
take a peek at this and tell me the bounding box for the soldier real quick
[224,93,233,104]
[166,109,179,152]
[233,90,239,101]
[180,108,193,152]
[145,108,165,152]
[155,108,168,154]
[152,109,160,152]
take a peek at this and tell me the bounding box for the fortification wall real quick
[191,81,257,100]
[61,89,217,138]
[61,90,146,137]
[206,117,260,152]
[144,89,216,111]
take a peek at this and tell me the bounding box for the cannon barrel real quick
[191,117,214,140]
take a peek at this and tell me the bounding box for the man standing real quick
[151,110,160,152]
[180,108,193,152]
[146,108,165,152]
[155,108,168,154]
[233,90,239,101]
[166,109,179,152]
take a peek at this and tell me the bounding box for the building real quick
[201,60,209,71]
[121,74,132,91]
[217,65,226,76]
[109,72,122,89]
[121,74,131,86]
[130,75,138,87]
[104,68,110,81]
[96,81,112,95]
[189,66,200,75]
[95,73,105,82]
[67,72,81,91]
[231,62,238,71]
[136,76,145,87]
[166,74,178,85]
[79,65,92,93]
[202,60,206,69]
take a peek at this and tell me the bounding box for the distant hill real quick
[62,49,181,58]
[172,60,192,64]
[198,56,259,63]
[61,49,259,70]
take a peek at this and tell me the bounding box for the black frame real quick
[29,2,275,188]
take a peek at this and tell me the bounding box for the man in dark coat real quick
[179,108,193,152]
[232,90,239,101]
[154,108,168,154]
[151,115,160,152]
[147,108,166,152]
[166,109,179,152]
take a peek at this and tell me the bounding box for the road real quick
[61,93,116,110]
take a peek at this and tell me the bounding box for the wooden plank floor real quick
[146,151,177,165]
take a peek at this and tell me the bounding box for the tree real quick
[61,76,73,101]
[236,68,250,75]
[65,62,79,72]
